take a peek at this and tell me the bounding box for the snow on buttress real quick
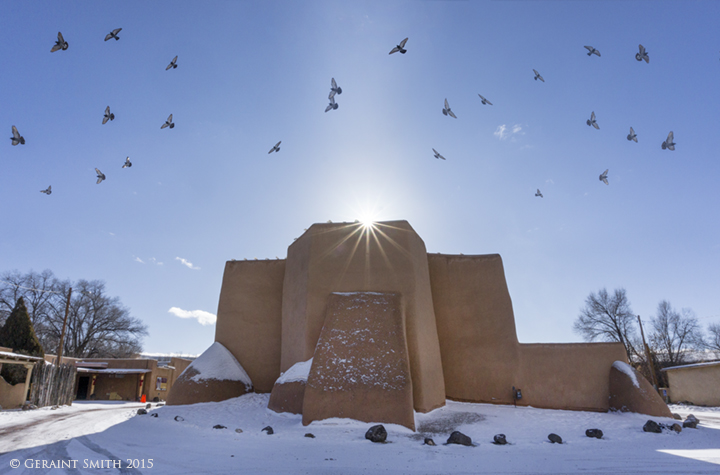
[613,360,640,388]
[276,358,312,384]
[182,341,252,389]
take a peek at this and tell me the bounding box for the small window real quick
[156,377,168,391]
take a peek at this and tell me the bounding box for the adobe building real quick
[45,355,191,402]
[661,361,720,406]
[0,346,43,409]
[169,220,671,429]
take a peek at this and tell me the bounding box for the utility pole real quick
[57,287,72,366]
[637,315,658,391]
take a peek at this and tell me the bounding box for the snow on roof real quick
[276,358,312,385]
[0,350,44,362]
[183,341,252,389]
[613,361,639,388]
[76,368,151,374]
[660,360,720,372]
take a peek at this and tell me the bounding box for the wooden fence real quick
[29,361,77,407]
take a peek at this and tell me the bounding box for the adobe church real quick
[168,220,671,429]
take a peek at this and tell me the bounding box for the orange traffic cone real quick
[141,394,146,403]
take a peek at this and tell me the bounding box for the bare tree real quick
[573,287,639,361]
[706,322,720,356]
[648,301,703,367]
[0,271,147,358]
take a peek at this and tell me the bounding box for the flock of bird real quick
[385,39,676,198]
[9,32,679,199]
[10,30,178,195]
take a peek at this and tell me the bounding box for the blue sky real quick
[2,1,719,356]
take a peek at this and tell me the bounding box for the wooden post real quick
[23,363,34,404]
[57,287,72,365]
[637,315,658,390]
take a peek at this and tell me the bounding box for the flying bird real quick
[389,37,408,55]
[102,106,115,124]
[95,168,106,184]
[584,46,601,57]
[50,32,68,52]
[325,92,338,112]
[10,126,25,145]
[599,169,609,185]
[161,114,174,129]
[586,111,599,129]
[331,77,342,95]
[442,98,457,118]
[635,44,649,63]
[478,94,492,105]
[535,189,543,198]
[432,148,446,160]
[533,69,545,82]
[627,127,637,142]
[166,55,178,70]
[661,131,675,151]
[268,141,281,154]
[122,157,132,168]
[40,186,52,195]
[104,28,122,41]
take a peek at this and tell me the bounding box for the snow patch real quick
[182,341,252,389]
[613,360,639,388]
[276,358,312,385]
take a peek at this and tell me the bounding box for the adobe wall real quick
[281,221,446,412]
[517,343,627,411]
[428,254,520,404]
[0,375,27,409]
[89,373,140,400]
[215,260,285,393]
[666,365,720,406]
[302,292,415,429]
[428,253,628,412]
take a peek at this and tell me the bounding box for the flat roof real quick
[76,368,152,374]
[0,350,44,363]
[660,360,720,372]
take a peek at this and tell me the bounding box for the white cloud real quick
[545,179,555,185]
[494,124,508,140]
[150,257,163,266]
[494,123,525,141]
[175,257,200,270]
[168,307,216,326]
[134,257,145,264]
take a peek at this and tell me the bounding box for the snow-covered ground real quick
[1,396,718,474]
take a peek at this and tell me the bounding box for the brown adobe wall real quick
[282,221,445,413]
[0,375,27,408]
[428,253,520,404]
[302,292,415,430]
[90,373,140,400]
[665,365,720,406]
[517,343,627,411]
[214,259,285,393]
[609,363,673,418]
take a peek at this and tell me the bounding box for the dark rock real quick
[146,403,152,409]
[424,437,436,446]
[671,423,682,433]
[150,413,158,418]
[153,397,159,403]
[21,403,38,411]
[447,431,473,446]
[304,433,315,438]
[136,408,147,415]
[262,426,274,435]
[213,424,227,429]
[235,428,243,433]
[672,413,682,420]
[643,420,662,433]
[157,402,165,407]
[585,429,603,439]
[174,415,184,422]
[493,434,507,445]
[548,433,563,444]
[365,424,387,443]
[683,415,699,429]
